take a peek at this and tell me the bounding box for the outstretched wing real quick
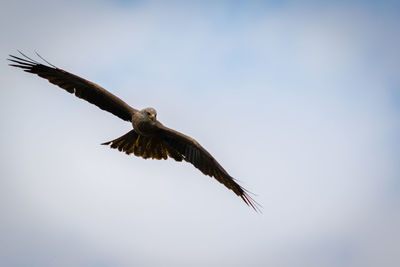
[157,124,260,212]
[8,52,137,122]
[103,126,261,212]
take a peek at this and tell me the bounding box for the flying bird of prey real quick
[8,52,260,212]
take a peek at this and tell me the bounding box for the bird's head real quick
[141,107,157,122]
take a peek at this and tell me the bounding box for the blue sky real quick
[1,0,399,266]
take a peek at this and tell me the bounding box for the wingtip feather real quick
[241,193,262,213]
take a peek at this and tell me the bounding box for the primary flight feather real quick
[8,52,260,212]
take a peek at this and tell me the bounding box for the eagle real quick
[8,52,260,212]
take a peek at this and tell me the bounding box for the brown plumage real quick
[8,52,260,212]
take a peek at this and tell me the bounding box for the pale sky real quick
[1,0,399,266]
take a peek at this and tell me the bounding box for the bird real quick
[8,51,260,212]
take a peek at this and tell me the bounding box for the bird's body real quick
[8,52,260,212]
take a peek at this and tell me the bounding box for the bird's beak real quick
[148,114,156,120]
